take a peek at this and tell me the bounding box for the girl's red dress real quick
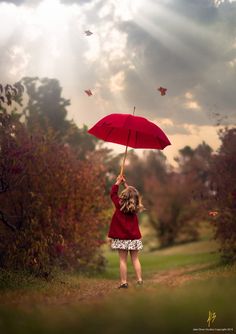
[108,184,142,240]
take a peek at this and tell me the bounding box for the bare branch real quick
[0,210,17,231]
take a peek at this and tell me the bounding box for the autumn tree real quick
[144,172,200,248]
[142,143,213,248]
[0,77,112,276]
[209,127,236,263]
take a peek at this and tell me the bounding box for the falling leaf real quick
[84,89,93,96]
[208,211,219,217]
[85,30,93,36]
[157,86,167,96]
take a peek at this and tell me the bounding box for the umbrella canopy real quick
[88,112,171,175]
[88,113,171,149]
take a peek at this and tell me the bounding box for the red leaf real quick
[84,89,93,96]
[157,86,167,96]
[85,30,93,36]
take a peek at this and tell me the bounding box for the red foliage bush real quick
[0,110,109,275]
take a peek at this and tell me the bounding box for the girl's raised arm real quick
[110,183,120,208]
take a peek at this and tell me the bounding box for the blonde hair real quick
[119,186,145,214]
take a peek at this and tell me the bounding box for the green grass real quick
[0,268,45,291]
[99,239,221,280]
[100,250,221,279]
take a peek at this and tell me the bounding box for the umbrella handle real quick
[120,145,128,176]
[120,107,135,176]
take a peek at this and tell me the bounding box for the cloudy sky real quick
[0,0,236,165]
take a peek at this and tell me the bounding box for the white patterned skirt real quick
[110,238,143,251]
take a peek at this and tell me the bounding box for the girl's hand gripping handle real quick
[115,174,126,185]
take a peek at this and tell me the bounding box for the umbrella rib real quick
[123,114,133,129]
[104,127,114,141]
[155,136,164,149]
[126,129,131,147]
[135,130,138,147]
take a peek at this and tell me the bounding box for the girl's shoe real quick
[136,280,144,286]
[118,282,128,289]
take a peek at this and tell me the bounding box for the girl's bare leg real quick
[118,250,128,284]
[130,250,142,281]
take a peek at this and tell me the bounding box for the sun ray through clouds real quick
[128,0,219,63]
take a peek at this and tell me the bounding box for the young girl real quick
[108,174,144,289]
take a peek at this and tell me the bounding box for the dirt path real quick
[148,263,214,287]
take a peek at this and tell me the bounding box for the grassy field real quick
[99,239,221,280]
[0,236,235,334]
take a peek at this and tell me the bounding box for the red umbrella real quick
[88,108,171,175]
